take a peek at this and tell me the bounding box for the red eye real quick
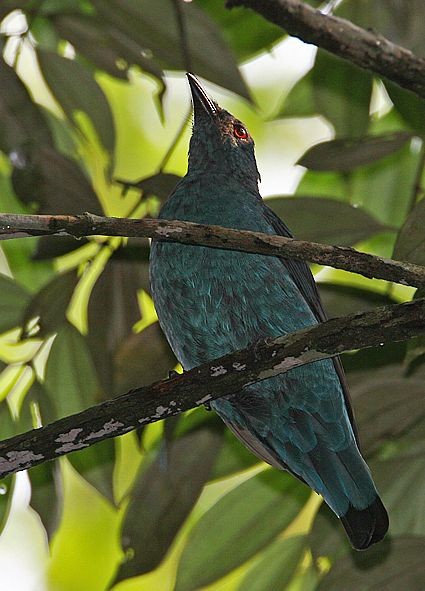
[233,124,248,140]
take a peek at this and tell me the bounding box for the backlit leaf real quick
[174,470,310,591]
[0,274,30,334]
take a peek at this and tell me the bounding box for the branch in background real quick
[0,212,424,287]
[0,297,424,479]
[226,0,425,100]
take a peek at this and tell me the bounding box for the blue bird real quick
[150,73,388,549]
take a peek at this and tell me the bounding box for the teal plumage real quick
[149,74,388,549]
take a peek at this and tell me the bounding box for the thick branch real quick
[0,212,423,287]
[226,0,425,99]
[0,297,424,479]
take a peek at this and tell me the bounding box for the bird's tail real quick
[340,495,389,550]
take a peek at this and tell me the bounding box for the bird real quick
[149,73,389,550]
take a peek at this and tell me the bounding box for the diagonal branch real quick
[0,297,424,480]
[0,212,424,287]
[226,0,425,100]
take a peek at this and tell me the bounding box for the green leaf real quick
[298,132,412,172]
[68,439,115,503]
[51,13,165,91]
[174,470,310,591]
[37,49,116,154]
[11,145,102,214]
[197,0,284,61]
[115,426,223,580]
[317,537,425,591]
[312,50,373,138]
[114,322,177,392]
[44,322,100,418]
[0,56,53,154]
[0,274,30,333]
[275,70,316,119]
[87,258,147,396]
[237,535,307,591]
[129,172,182,203]
[23,269,78,337]
[385,82,425,137]
[93,0,250,100]
[29,462,61,538]
[337,0,425,57]
[211,428,260,480]
[319,284,394,320]
[266,196,388,245]
[393,192,425,265]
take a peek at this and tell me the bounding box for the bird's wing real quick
[260,202,359,444]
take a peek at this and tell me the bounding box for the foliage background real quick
[0,0,425,589]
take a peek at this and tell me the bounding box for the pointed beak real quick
[186,72,217,122]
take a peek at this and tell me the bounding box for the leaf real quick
[51,13,165,90]
[37,49,115,154]
[393,191,425,265]
[211,428,260,481]
[237,535,307,591]
[87,258,147,396]
[33,236,89,260]
[312,50,373,138]
[29,462,62,538]
[0,274,31,334]
[114,322,177,392]
[23,269,78,337]
[385,82,425,137]
[319,284,394,320]
[115,426,223,581]
[317,537,425,591]
[197,0,284,61]
[174,470,310,591]
[93,0,250,100]
[68,439,115,503]
[0,55,53,154]
[11,144,102,215]
[337,0,425,57]
[44,322,100,418]
[298,132,412,172]
[133,172,182,203]
[266,196,388,245]
[276,70,316,119]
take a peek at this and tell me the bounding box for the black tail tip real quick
[340,496,389,551]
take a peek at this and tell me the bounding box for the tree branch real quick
[0,297,424,479]
[226,0,425,100]
[0,212,423,288]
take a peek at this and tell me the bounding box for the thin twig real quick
[0,296,424,480]
[226,0,425,99]
[0,212,424,288]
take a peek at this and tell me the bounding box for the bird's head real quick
[186,73,260,191]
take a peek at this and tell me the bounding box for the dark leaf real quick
[309,501,352,563]
[312,50,372,138]
[133,172,182,202]
[373,453,425,537]
[266,196,388,245]
[0,274,30,334]
[114,322,177,393]
[11,144,102,215]
[211,428,260,480]
[37,49,115,154]
[22,269,78,337]
[33,236,89,260]
[0,401,17,534]
[93,0,250,100]
[29,462,62,538]
[197,0,284,61]
[0,55,53,154]
[393,195,425,265]
[44,322,100,418]
[317,537,425,591]
[337,0,425,57]
[51,14,165,89]
[174,471,310,591]
[319,283,394,320]
[115,426,223,580]
[87,259,147,396]
[385,82,425,137]
[237,535,307,591]
[298,132,412,172]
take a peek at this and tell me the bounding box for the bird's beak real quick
[186,72,217,122]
